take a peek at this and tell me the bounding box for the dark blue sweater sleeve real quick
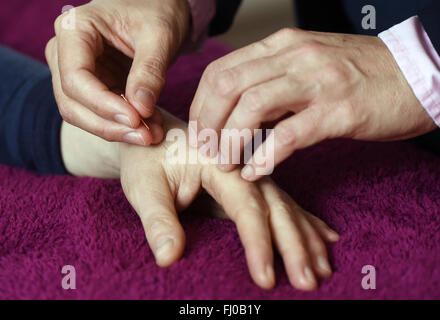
[0,46,67,175]
[209,0,242,36]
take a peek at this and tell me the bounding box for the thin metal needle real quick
[120,93,150,130]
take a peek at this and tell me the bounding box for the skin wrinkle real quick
[190,28,438,180]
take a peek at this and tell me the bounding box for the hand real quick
[189,28,437,180]
[46,0,191,145]
[61,108,340,290]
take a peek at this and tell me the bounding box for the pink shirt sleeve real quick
[379,16,440,127]
[184,0,216,51]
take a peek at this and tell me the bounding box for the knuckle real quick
[94,125,116,142]
[272,201,293,217]
[233,207,255,224]
[310,237,326,255]
[334,102,358,136]
[297,41,324,59]
[256,29,296,53]
[275,27,297,40]
[59,107,73,124]
[138,58,166,83]
[45,37,56,62]
[275,122,295,146]
[60,72,75,95]
[203,61,223,85]
[322,64,349,84]
[213,69,236,96]
[282,240,307,259]
[204,61,221,79]
[54,14,64,33]
[240,89,263,112]
[264,28,303,50]
[234,199,268,222]
[146,216,175,240]
[277,28,296,38]
[253,38,273,54]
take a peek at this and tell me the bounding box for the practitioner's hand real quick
[189,29,437,180]
[61,109,339,291]
[46,0,191,145]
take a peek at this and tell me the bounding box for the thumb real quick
[126,38,170,118]
[121,165,185,267]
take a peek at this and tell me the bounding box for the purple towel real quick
[1,0,440,299]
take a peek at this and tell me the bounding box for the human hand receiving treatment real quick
[61,108,339,290]
[46,0,191,145]
[189,29,437,181]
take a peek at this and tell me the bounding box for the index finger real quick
[55,18,141,128]
[189,28,306,124]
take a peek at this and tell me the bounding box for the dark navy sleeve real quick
[209,0,242,36]
[418,1,440,54]
[0,45,67,175]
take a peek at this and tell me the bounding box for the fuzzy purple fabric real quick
[1,0,440,299]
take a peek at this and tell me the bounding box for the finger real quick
[196,56,286,139]
[304,212,340,243]
[121,165,185,267]
[150,107,164,126]
[203,169,275,289]
[189,28,306,124]
[189,45,274,126]
[48,47,153,145]
[297,216,333,279]
[259,180,317,290]
[125,30,170,118]
[55,23,140,128]
[218,74,317,171]
[60,96,152,145]
[241,106,337,181]
[144,113,165,145]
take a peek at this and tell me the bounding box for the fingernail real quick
[258,264,274,288]
[241,165,254,180]
[155,237,174,260]
[135,87,155,111]
[114,114,133,127]
[318,255,331,273]
[328,231,340,242]
[300,266,315,286]
[123,132,146,146]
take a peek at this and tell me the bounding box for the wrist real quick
[60,121,121,178]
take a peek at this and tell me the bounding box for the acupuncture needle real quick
[120,93,150,130]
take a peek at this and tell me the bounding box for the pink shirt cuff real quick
[184,0,216,51]
[379,16,440,127]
